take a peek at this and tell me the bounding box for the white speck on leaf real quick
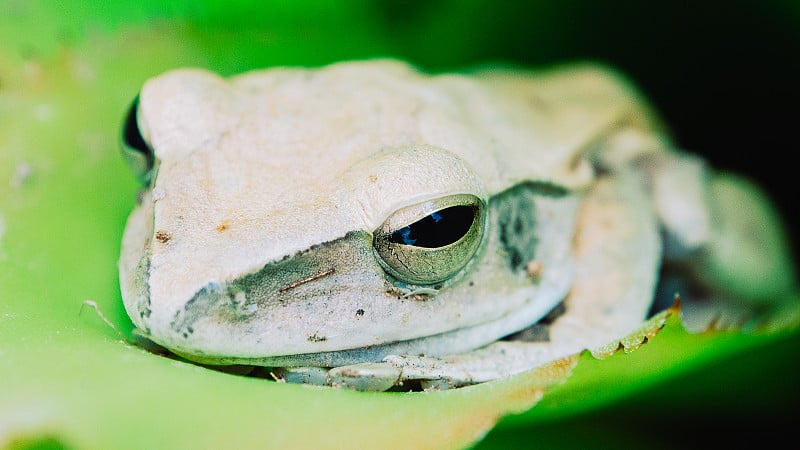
[70,57,97,83]
[10,162,32,188]
[0,214,6,260]
[33,104,55,122]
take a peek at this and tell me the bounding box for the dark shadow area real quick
[477,328,800,449]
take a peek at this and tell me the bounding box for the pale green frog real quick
[119,60,794,390]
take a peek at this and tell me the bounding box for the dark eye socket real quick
[390,205,476,248]
[121,95,155,184]
[122,96,149,155]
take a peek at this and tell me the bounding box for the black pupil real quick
[390,205,475,248]
[122,95,150,156]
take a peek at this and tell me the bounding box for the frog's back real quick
[141,59,667,197]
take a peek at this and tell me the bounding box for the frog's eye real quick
[121,95,155,184]
[373,194,485,285]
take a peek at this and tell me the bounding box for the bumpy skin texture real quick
[120,60,790,388]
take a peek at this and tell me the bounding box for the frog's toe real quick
[327,362,402,391]
[274,366,330,386]
[383,342,557,389]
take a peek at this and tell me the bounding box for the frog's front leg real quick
[689,174,796,302]
[593,128,796,326]
[627,148,796,330]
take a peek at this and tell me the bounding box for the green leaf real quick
[2,2,798,449]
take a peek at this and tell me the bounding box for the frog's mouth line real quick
[149,295,567,369]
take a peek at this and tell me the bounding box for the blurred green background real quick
[1,1,798,449]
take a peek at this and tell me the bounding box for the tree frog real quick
[119,60,794,391]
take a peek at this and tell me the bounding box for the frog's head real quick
[119,61,582,367]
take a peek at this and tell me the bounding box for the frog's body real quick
[119,60,794,390]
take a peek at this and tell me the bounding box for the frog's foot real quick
[678,296,755,332]
[275,305,672,392]
[273,341,587,391]
[600,135,796,329]
[692,174,796,305]
[274,343,547,391]
[275,364,402,391]
[642,154,797,328]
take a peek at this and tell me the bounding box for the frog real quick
[118,59,795,391]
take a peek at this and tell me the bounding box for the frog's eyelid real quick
[120,95,155,184]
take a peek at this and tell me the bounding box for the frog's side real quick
[119,60,795,390]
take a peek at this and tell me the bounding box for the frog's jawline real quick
[165,296,566,368]
[169,301,568,367]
